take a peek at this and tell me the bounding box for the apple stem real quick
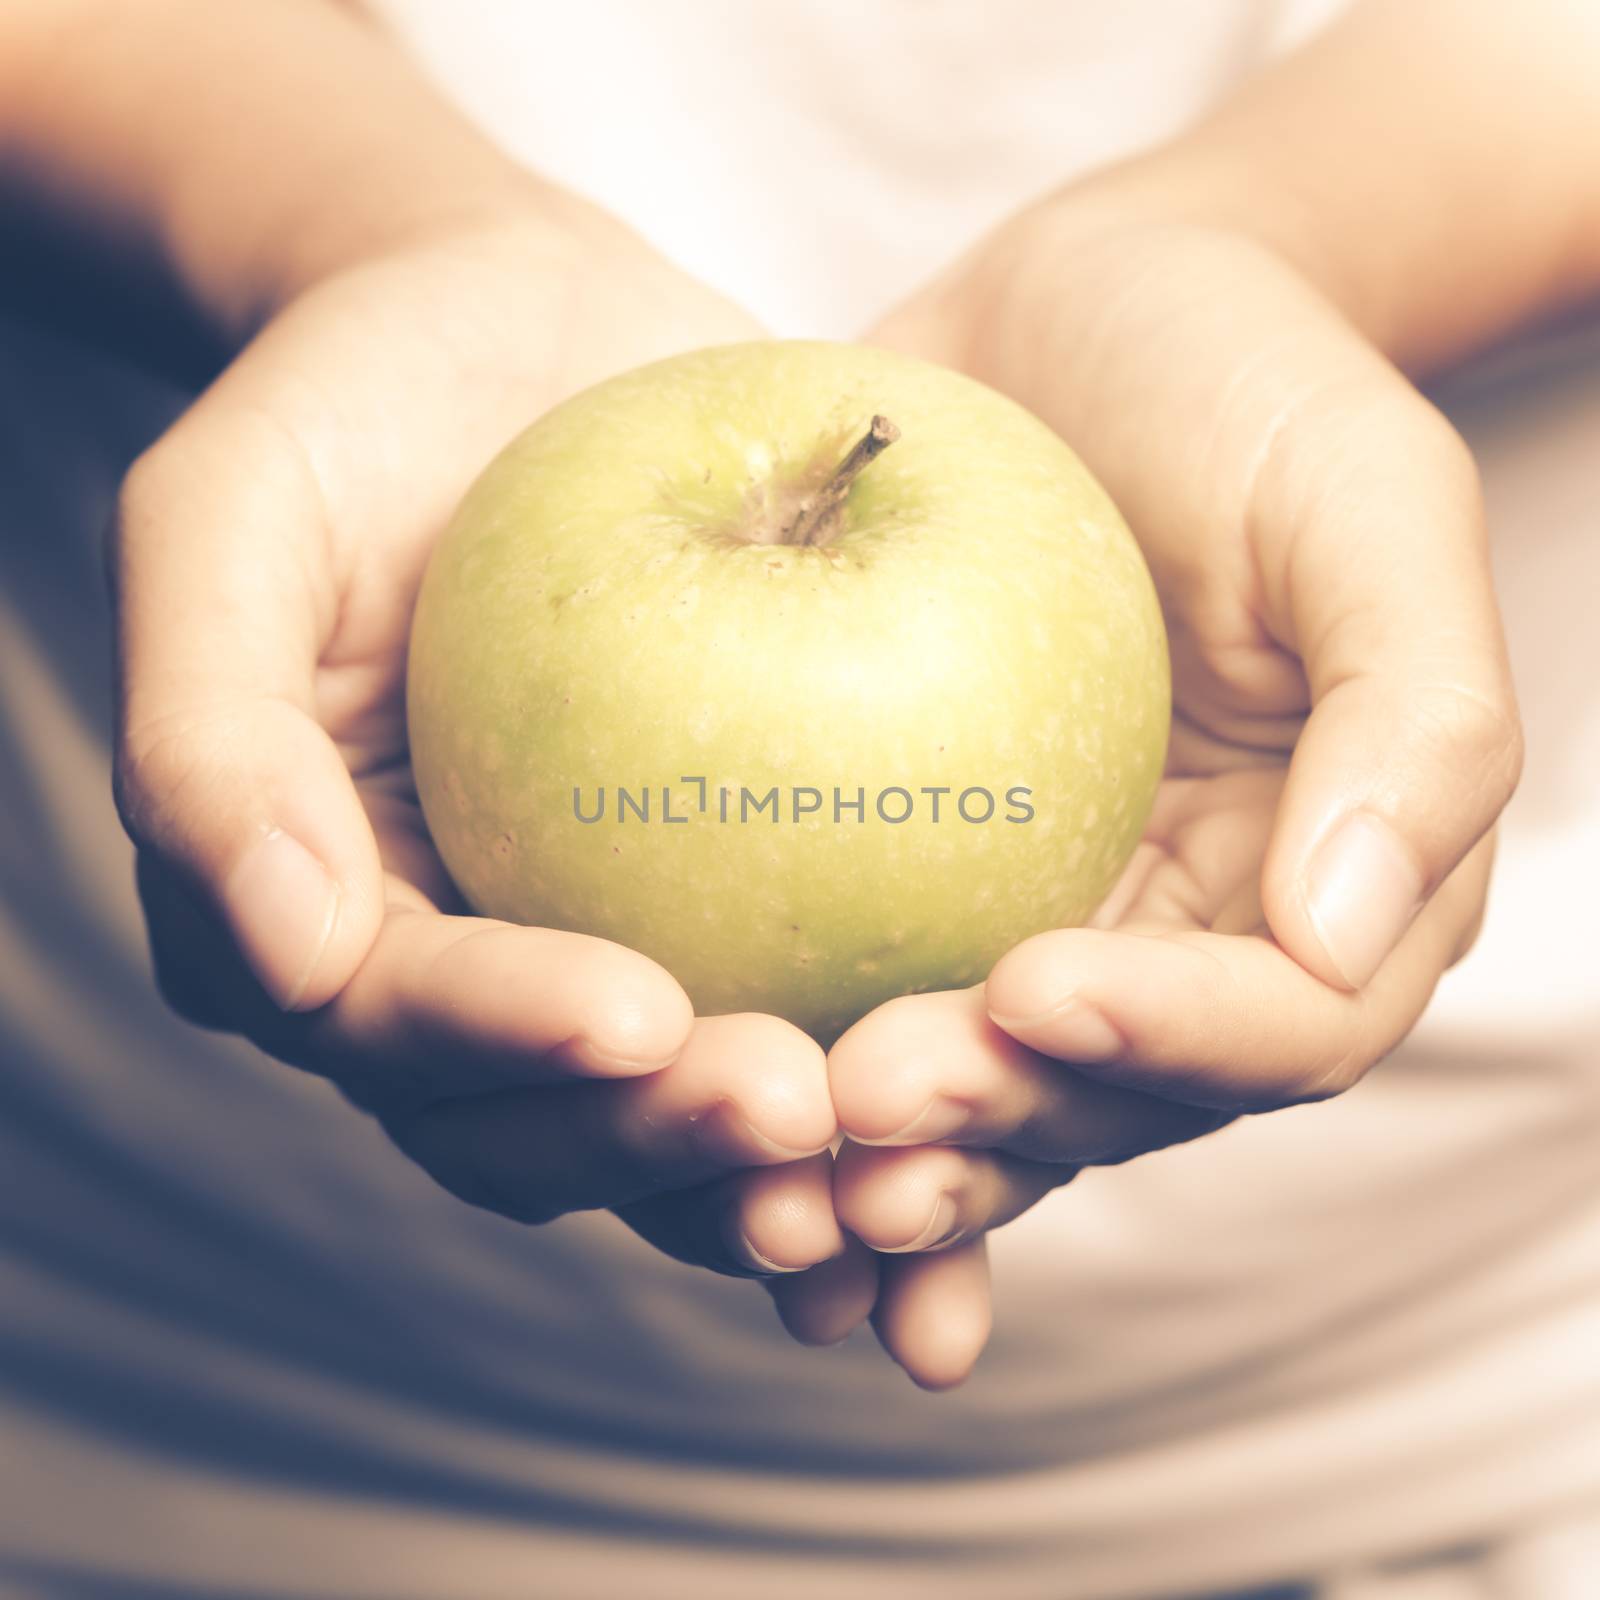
[785,414,900,546]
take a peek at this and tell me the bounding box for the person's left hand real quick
[766,200,1523,1387]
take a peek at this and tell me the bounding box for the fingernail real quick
[986,994,1123,1061]
[696,1100,828,1165]
[881,1193,958,1254]
[740,1117,830,1161]
[222,827,340,1010]
[862,1096,969,1146]
[735,1233,804,1275]
[576,1040,683,1076]
[1304,810,1424,989]
[717,1192,808,1275]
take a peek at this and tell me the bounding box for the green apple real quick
[407,341,1169,1044]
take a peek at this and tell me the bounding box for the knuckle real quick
[112,722,176,842]
[1403,416,1524,800]
[1424,410,1483,500]
[1455,684,1520,771]
[1488,700,1527,806]
[1289,1053,1364,1105]
[1415,681,1524,815]
[115,447,156,522]
[1397,400,1484,513]
[1289,997,1378,1104]
[113,710,224,847]
[114,443,178,553]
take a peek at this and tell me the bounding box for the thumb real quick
[1257,397,1523,991]
[111,405,384,1012]
[859,257,980,367]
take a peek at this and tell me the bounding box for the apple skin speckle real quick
[406,340,1169,1045]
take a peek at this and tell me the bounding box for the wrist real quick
[1031,150,1355,321]
[943,179,1339,414]
[212,165,607,338]
[920,125,1397,405]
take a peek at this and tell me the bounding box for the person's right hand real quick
[112,202,844,1285]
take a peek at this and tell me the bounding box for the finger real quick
[872,1241,993,1391]
[834,1138,1063,1255]
[387,1012,836,1224]
[135,855,696,1111]
[863,272,975,369]
[764,1237,882,1347]
[616,1153,845,1278]
[302,909,694,1108]
[112,407,383,1011]
[986,832,1494,1110]
[136,849,284,1036]
[830,987,1226,1162]
[1250,385,1523,990]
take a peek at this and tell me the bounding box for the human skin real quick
[0,0,1589,1385]
[780,0,1600,1386]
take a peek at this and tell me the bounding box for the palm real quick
[259,227,764,916]
[1097,657,1301,939]
[1103,764,1281,943]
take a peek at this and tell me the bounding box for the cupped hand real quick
[782,204,1523,1387]
[112,204,843,1284]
